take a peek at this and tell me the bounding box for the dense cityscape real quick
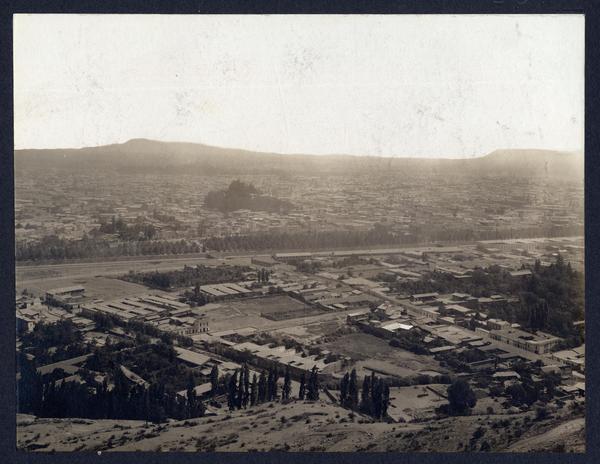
[12,12,585,456]
[15,145,585,453]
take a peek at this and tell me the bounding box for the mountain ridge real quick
[14,139,583,179]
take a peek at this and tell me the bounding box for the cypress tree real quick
[258,371,267,403]
[340,372,349,406]
[370,374,379,417]
[271,367,280,401]
[298,372,306,400]
[307,365,319,400]
[360,375,371,414]
[210,364,219,395]
[282,366,292,401]
[186,374,197,418]
[267,368,274,401]
[243,364,250,408]
[382,382,390,419]
[250,373,258,406]
[237,367,245,409]
[227,371,238,411]
[372,377,383,419]
[348,368,359,410]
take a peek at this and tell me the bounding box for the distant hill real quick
[14,139,583,179]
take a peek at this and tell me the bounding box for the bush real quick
[535,406,548,421]
[447,379,477,415]
[472,427,485,440]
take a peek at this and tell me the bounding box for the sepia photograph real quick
[12,13,585,454]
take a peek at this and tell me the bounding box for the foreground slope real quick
[17,399,584,453]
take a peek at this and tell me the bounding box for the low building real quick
[407,305,439,321]
[550,344,585,372]
[251,256,279,267]
[488,327,562,354]
[176,382,213,399]
[444,304,474,318]
[174,346,212,367]
[422,324,483,346]
[410,292,439,303]
[173,316,209,335]
[16,313,36,333]
[46,285,86,309]
[487,318,511,330]
[509,270,533,279]
[198,283,255,301]
[346,308,371,323]
[559,382,585,398]
[380,321,414,334]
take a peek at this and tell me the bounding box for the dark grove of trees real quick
[17,353,205,423]
[444,379,477,416]
[519,256,584,345]
[123,264,250,290]
[20,320,87,365]
[339,370,390,420]
[387,265,522,298]
[205,180,294,213]
[389,255,583,344]
[503,361,562,406]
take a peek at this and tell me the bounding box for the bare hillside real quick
[17,400,584,453]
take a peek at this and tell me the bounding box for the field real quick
[386,385,447,422]
[17,276,150,301]
[203,295,328,332]
[229,295,317,317]
[323,333,444,379]
[16,256,254,285]
[274,319,346,343]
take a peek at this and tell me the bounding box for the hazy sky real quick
[14,14,584,157]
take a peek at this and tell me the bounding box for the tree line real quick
[203,223,582,253]
[16,235,201,262]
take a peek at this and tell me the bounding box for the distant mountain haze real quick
[14,139,584,179]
